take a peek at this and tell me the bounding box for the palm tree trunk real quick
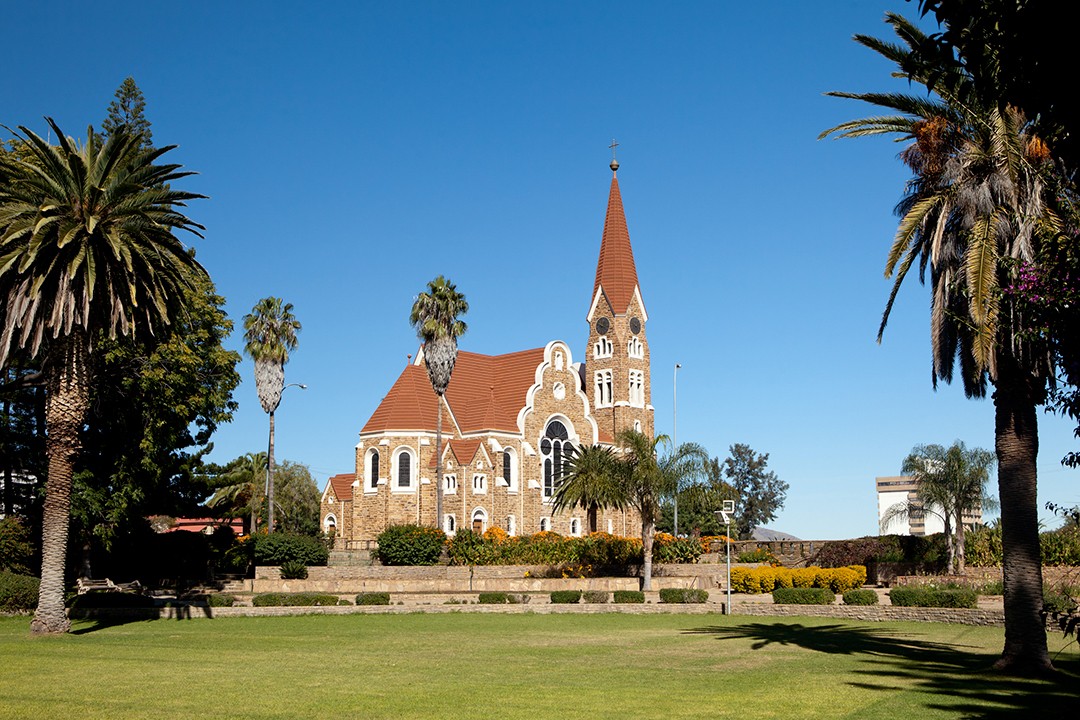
[954,507,967,575]
[588,504,598,534]
[992,357,1052,674]
[31,333,91,635]
[641,518,654,591]
[267,410,275,534]
[435,394,443,530]
[943,514,955,575]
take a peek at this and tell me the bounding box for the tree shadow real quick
[69,602,214,634]
[686,622,1079,718]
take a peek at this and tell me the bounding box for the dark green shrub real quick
[0,571,39,612]
[842,589,879,606]
[583,590,609,604]
[613,590,645,603]
[550,590,582,604]
[70,592,155,609]
[338,598,352,605]
[376,524,446,566]
[888,586,977,608]
[252,533,329,567]
[279,560,308,580]
[207,593,236,607]
[251,592,338,607]
[0,518,34,575]
[659,588,709,604]
[772,587,835,605]
[478,592,509,604]
[355,592,391,606]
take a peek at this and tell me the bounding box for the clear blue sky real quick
[5,1,1077,539]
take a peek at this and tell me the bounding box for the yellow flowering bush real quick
[791,568,817,588]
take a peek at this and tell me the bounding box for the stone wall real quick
[734,603,1006,627]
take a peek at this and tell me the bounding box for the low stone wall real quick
[894,566,1079,588]
[733,603,1005,627]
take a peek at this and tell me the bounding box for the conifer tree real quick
[102,77,153,149]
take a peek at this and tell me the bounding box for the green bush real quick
[252,533,329,567]
[888,586,978,608]
[583,590,609,604]
[659,588,709,604]
[251,592,338,607]
[1043,584,1079,615]
[0,518,34,575]
[842,589,879,606]
[0,571,39,612]
[206,593,236,608]
[613,590,645,603]
[772,587,835,605]
[478,592,509,604]
[279,560,308,580]
[355,592,391,606]
[737,548,778,564]
[652,534,703,564]
[376,524,447,566]
[550,590,582,604]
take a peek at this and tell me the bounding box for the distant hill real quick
[751,527,800,541]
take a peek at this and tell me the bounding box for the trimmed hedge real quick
[252,533,329,567]
[842,589,879,606]
[583,590,609,604]
[355,592,391,606]
[0,571,39,612]
[730,565,866,594]
[888,586,978,608]
[251,592,338,607]
[207,593,236,608]
[376,525,447,566]
[772,587,836,605]
[613,590,645,604]
[659,588,708,604]
[550,590,582,604]
[478,592,509,604]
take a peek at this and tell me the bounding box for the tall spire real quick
[591,152,640,316]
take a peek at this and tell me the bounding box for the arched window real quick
[629,370,644,407]
[594,370,613,407]
[502,448,517,491]
[569,518,581,536]
[539,517,551,532]
[471,508,487,534]
[365,449,380,492]
[472,474,486,494]
[323,514,338,535]
[444,514,456,534]
[594,337,613,358]
[393,448,415,490]
[627,337,644,359]
[541,420,571,500]
[444,474,457,494]
[506,514,516,536]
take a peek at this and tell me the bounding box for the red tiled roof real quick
[362,348,546,435]
[164,517,244,534]
[429,438,484,469]
[326,473,355,502]
[592,171,640,315]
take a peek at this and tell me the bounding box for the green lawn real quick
[0,613,1076,719]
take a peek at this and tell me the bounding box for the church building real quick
[322,157,653,547]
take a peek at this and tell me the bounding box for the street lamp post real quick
[266,382,307,533]
[673,363,681,536]
[716,500,735,615]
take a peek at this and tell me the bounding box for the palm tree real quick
[207,452,267,533]
[409,276,468,529]
[553,444,623,533]
[821,13,1062,673]
[242,297,300,534]
[615,429,676,591]
[882,442,997,574]
[0,119,205,634]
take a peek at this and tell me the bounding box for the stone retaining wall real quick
[733,603,1005,626]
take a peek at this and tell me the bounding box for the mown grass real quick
[0,613,1076,719]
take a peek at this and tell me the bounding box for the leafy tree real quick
[207,452,267,533]
[658,455,735,537]
[820,13,1064,673]
[0,361,45,518]
[409,276,468,529]
[271,461,320,536]
[101,77,153,149]
[0,120,206,634]
[554,444,623,533]
[243,297,301,534]
[722,443,787,540]
[881,442,996,573]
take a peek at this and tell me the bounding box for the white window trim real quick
[391,447,416,492]
[472,474,487,495]
[364,448,380,494]
[444,514,456,535]
[627,337,644,359]
[569,518,582,537]
[323,513,338,534]
[444,473,457,494]
[594,369,613,407]
[539,517,551,532]
[502,448,518,493]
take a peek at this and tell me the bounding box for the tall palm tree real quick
[0,119,205,634]
[821,13,1062,673]
[553,444,623,533]
[243,297,300,534]
[615,429,675,591]
[409,276,467,529]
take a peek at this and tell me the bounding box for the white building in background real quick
[875,475,948,536]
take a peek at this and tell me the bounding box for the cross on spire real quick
[609,139,620,172]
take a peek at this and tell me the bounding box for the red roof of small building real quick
[325,473,355,502]
[592,171,640,315]
[164,517,244,534]
[362,348,546,435]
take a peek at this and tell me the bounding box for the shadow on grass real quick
[69,603,213,634]
[686,622,1079,719]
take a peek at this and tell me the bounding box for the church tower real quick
[585,152,653,443]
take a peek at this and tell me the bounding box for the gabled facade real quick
[327,161,654,546]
